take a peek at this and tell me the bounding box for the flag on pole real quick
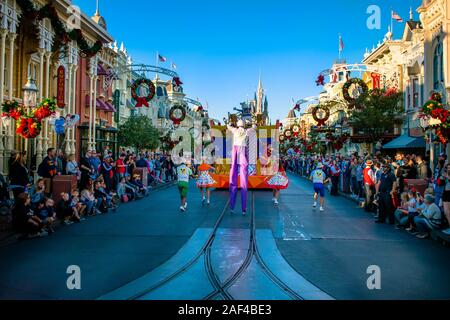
[158,54,167,63]
[171,62,177,70]
[339,35,344,52]
[392,11,403,22]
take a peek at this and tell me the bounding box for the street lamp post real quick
[22,77,38,165]
[22,77,38,108]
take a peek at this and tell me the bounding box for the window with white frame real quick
[412,78,419,109]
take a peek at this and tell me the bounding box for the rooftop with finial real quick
[384,26,393,41]
[92,0,107,30]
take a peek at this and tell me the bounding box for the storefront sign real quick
[57,66,65,108]
[113,89,120,123]
[371,72,381,89]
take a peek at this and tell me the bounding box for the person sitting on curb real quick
[12,193,48,238]
[35,198,56,234]
[414,195,443,239]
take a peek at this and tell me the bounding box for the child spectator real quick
[394,192,410,229]
[29,178,46,208]
[35,198,56,234]
[81,184,100,216]
[130,174,149,197]
[125,175,142,199]
[117,177,134,202]
[12,193,48,238]
[57,192,85,225]
[405,190,419,233]
[70,189,86,218]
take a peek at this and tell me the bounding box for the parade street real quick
[1,175,449,300]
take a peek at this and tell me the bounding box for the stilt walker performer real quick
[228,120,256,215]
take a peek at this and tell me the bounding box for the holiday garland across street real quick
[16,0,103,57]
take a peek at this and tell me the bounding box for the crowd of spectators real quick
[283,151,450,240]
[4,147,176,239]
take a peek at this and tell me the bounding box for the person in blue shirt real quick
[310,162,329,212]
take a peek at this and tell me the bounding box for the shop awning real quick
[97,63,108,76]
[105,101,117,112]
[383,135,426,149]
[96,98,109,111]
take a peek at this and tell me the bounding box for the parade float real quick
[209,104,281,190]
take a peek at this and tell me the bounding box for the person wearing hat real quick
[375,162,396,224]
[363,159,376,212]
[310,162,329,212]
[101,155,114,192]
[414,194,442,239]
[227,119,256,215]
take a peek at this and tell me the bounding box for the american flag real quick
[158,54,167,63]
[392,11,403,22]
[339,35,344,52]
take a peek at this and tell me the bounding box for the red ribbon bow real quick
[135,97,149,108]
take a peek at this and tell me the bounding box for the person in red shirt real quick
[115,154,127,183]
[363,159,376,212]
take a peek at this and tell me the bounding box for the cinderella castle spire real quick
[256,73,264,114]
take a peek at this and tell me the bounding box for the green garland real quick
[17,0,103,58]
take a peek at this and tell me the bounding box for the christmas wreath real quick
[16,117,41,139]
[342,78,368,108]
[169,104,187,125]
[284,128,293,139]
[131,78,155,108]
[292,124,300,137]
[312,106,330,126]
[279,134,286,142]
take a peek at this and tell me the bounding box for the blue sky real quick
[74,0,422,122]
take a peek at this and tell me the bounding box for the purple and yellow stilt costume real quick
[228,122,256,213]
[229,145,249,211]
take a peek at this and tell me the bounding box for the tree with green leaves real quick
[118,114,160,152]
[349,88,403,142]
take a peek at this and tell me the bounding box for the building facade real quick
[0,0,114,173]
[418,0,450,162]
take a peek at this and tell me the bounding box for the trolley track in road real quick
[203,192,303,300]
[128,191,304,300]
